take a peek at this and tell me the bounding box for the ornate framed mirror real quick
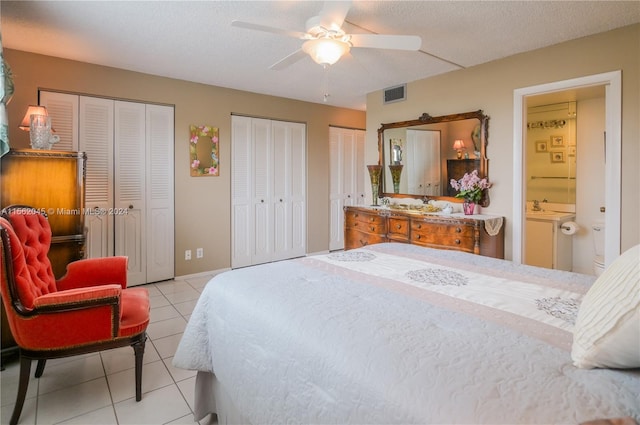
[377,110,490,206]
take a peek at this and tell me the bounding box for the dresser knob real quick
[456,227,462,233]
[396,224,401,229]
[417,224,422,229]
[455,239,461,244]
[370,226,375,232]
[416,235,421,240]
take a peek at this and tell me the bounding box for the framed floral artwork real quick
[550,151,565,163]
[535,140,548,152]
[189,125,219,176]
[550,135,564,147]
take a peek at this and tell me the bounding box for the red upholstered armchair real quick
[0,206,150,425]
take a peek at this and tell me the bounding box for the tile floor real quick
[1,273,219,425]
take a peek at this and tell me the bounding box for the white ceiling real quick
[2,1,639,111]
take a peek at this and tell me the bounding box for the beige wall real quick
[366,24,640,259]
[4,49,365,277]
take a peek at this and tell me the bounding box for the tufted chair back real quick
[1,207,57,309]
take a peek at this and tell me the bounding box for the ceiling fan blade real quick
[269,49,308,70]
[318,0,352,30]
[232,20,307,39]
[349,34,422,51]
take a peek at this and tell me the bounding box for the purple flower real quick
[450,170,491,202]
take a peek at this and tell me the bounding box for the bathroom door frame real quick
[512,70,621,268]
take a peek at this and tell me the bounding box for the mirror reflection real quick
[377,111,489,204]
[526,102,577,204]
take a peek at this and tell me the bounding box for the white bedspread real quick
[173,243,640,424]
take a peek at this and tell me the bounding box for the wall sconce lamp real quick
[453,139,466,159]
[302,37,351,66]
[19,105,49,131]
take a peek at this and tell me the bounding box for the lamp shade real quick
[452,139,465,151]
[302,38,350,66]
[19,105,49,131]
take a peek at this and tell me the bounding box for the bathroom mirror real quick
[377,110,490,206]
[525,102,577,204]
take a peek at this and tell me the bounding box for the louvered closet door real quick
[39,92,79,152]
[114,101,147,286]
[146,104,175,283]
[79,96,114,259]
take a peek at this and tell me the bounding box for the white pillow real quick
[571,244,640,369]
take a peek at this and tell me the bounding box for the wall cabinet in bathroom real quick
[525,214,574,271]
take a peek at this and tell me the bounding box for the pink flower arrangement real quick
[450,170,491,203]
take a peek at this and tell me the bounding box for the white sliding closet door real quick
[114,101,147,285]
[272,120,306,261]
[79,96,114,259]
[232,115,306,268]
[39,91,174,286]
[146,104,175,283]
[329,126,365,251]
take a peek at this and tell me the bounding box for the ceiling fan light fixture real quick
[302,38,350,66]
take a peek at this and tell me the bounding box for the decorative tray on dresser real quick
[344,205,504,259]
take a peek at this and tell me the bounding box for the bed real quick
[173,243,640,424]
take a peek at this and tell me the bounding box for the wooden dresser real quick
[344,206,504,258]
[1,149,87,277]
[1,149,87,364]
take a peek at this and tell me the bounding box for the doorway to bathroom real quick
[512,71,622,273]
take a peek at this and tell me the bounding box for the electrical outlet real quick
[185,250,192,260]
[196,248,204,259]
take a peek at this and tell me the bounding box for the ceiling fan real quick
[232,1,422,70]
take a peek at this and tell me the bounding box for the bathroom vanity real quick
[525,210,575,270]
[344,206,504,258]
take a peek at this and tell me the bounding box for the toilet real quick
[592,222,605,276]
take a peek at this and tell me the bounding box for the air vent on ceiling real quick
[384,84,406,104]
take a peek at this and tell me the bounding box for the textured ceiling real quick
[2,1,639,110]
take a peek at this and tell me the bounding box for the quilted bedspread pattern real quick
[173,243,639,424]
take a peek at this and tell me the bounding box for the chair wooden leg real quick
[34,359,46,378]
[10,355,32,425]
[133,334,146,402]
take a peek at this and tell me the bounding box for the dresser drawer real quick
[410,220,475,251]
[345,211,387,234]
[344,229,387,249]
[388,217,410,241]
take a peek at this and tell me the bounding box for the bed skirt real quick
[194,371,252,424]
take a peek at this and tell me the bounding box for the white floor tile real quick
[100,339,161,376]
[107,359,173,403]
[114,384,191,424]
[1,396,37,425]
[173,299,200,316]
[150,304,181,323]
[162,288,201,305]
[163,356,197,383]
[150,333,185,359]
[176,375,197,412]
[37,354,105,395]
[1,361,39,406]
[36,378,112,425]
[57,405,118,424]
[147,316,187,340]
[149,294,171,309]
